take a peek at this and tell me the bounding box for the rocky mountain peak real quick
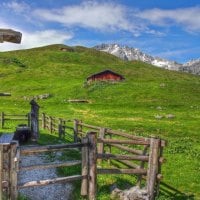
[93,44,200,75]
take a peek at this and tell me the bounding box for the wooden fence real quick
[74,120,166,199]
[41,113,74,140]
[0,112,30,129]
[0,131,166,200]
[0,110,166,199]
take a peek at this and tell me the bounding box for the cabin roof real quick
[87,70,124,80]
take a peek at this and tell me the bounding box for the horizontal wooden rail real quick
[107,143,144,155]
[5,114,27,117]
[97,168,147,175]
[98,138,150,145]
[4,118,27,121]
[77,122,101,130]
[97,153,149,161]
[107,129,150,141]
[62,125,74,130]
[20,143,87,155]
[20,160,81,171]
[18,175,86,189]
[114,160,140,169]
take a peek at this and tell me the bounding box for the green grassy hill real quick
[0,44,200,199]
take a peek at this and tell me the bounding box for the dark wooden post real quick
[42,113,46,129]
[49,117,53,134]
[73,119,79,143]
[88,132,97,200]
[0,144,3,200]
[107,133,112,165]
[1,112,4,128]
[147,138,160,200]
[81,137,89,197]
[30,100,40,141]
[58,118,63,139]
[27,113,31,127]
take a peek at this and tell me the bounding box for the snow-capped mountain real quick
[181,59,200,75]
[94,44,199,75]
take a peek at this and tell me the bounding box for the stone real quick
[111,186,149,200]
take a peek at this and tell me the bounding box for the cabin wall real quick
[88,73,122,82]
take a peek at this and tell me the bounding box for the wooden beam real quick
[97,168,147,175]
[97,153,149,161]
[18,175,85,189]
[147,138,160,200]
[88,132,97,200]
[98,138,150,145]
[81,137,89,197]
[20,143,87,155]
[107,143,144,155]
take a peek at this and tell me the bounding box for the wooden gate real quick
[0,131,166,200]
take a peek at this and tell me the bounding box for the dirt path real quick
[18,152,73,200]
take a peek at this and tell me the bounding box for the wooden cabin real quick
[87,70,124,83]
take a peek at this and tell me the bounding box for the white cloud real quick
[33,1,144,36]
[138,6,200,32]
[0,29,73,51]
[3,1,30,14]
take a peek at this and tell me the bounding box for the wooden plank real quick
[106,129,150,142]
[107,143,144,155]
[98,138,150,145]
[18,175,85,189]
[97,168,147,175]
[81,137,88,196]
[88,132,97,200]
[10,142,18,200]
[20,160,81,171]
[147,138,160,200]
[97,153,149,161]
[77,122,100,130]
[0,144,3,200]
[74,119,79,142]
[97,128,106,164]
[20,143,86,155]
[1,112,4,129]
[137,145,149,187]
[42,113,46,129]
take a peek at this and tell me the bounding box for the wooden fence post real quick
[42,113,46,129]
[107,133,112,165]
[0,144,3,200]
[58,118,63,139]
[10,141,18,200]
[147,138,160,200]
[97,128,106,165]
[1,112,4,129]
[137,144,149,187]
[73,119,79,143]
[49,117,53,134]
[81,137,89,197]
[27,113,31,127]
[30,100,40,141]
[88,132,97,200]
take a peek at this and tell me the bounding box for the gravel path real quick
[18,152,73,200]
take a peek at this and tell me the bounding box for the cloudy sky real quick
[0,0,200,63]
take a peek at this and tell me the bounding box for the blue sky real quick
[0,0,200,63]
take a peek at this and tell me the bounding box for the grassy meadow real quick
[0,44,200,199]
